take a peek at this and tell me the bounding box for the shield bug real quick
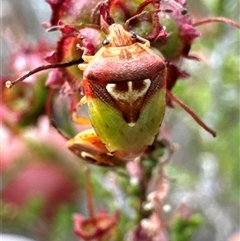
[67,19,167,166]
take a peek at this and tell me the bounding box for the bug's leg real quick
[78,55,94,71]
[72,96,92,125]
[136,35,151,48]
[72,112,91,125]
[67,128,127,166]
[78,63,88,71]
[78,43,95,70]
[82,55,94,63]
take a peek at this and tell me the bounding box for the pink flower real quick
[73,210,119,240]
[2,117,80,218]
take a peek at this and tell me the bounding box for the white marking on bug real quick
[106,79,150,103]
[106,79,151,126]
[81,151,95,160]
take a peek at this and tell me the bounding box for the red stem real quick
[86,167,95,219]
[167,90,217,137]
[5,58,83,88]
[193,17,240,29]
[46,88,55,120]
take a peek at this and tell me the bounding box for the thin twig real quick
[5,58,83,88]
[193,17,240,29]
[167,90,217,137]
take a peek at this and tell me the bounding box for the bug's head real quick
[101,17,137,47]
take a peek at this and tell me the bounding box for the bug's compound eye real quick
[102,38,110,45]
[130,32,137,40]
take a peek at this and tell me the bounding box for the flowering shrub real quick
[1,0,239,241]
